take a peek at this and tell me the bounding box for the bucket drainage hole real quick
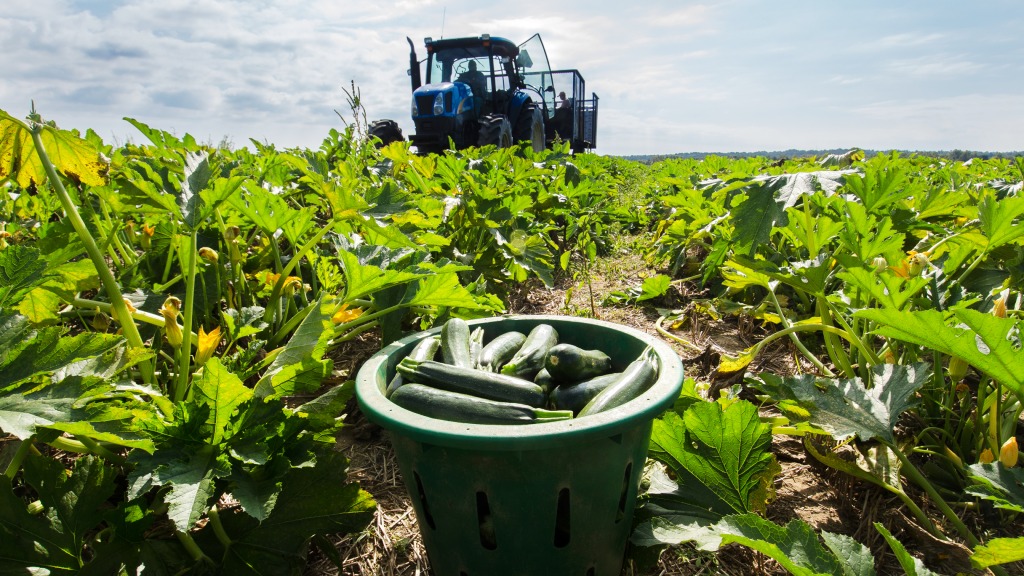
[554,487,571,548]
[476,491,497,550]
[412,472,436,530]
[615,462,633,524]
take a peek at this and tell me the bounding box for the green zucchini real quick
[550,371,623,414]
[440,318,473,368]
[500,323,558,379]
[476,331,527,372]
[390,383,573,425]
[385,335,441,398]
[544,343,612,382]
[578,347,659,417]
[398,359,548,407]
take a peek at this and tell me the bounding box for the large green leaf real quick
[0,326,123,391]
[206,450,375,575]
[403,272,488,309]
[23,454,117,555]
[336,248,424,302]
[857,308,1024,398]
[0,475,79,574]
[730,179,789,257]
[636,512,873,576]
[971,537,1024,569]
[0,108,106,188]
[751,363,929,444]
[648,400,776,515]
[0,377,97,439]
[965,463,1024,514]
[193,359,253,445]
[254,298,333,399]
[977,193,1024,250]
[0,245,47,307]
[718,515,860,576]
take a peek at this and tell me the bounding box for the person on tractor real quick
[457,60,487,96]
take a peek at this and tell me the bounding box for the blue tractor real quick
[369,34,599,154]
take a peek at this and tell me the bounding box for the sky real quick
[2,1,1023,156]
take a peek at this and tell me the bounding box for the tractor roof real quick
[425,35,519,59]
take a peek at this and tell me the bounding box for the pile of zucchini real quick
[385,319,660,425]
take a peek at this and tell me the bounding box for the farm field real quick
[1,106,1023,576]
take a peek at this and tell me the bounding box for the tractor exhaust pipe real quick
[407,37,422,91]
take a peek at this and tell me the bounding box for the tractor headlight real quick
[411,97,419,117]
[433,93,445,115]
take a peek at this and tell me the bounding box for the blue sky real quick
[2,1,1022,155]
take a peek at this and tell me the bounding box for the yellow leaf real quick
[0,109,107,187]
[718,346,758,375]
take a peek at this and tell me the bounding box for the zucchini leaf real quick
[857,308,1024,399]
[0,455,116,574]
[0,320,123,391]
[875,522,939,576]
[254,299,333,399]
[965,463,1024,514]
[971,537,1024,569]
[648,400,777,515]
[198,450,375,576]
[636,512,874,576]
[749,363,929,444]
[0,108,107,188]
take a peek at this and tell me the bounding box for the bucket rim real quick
[354,314,684,450]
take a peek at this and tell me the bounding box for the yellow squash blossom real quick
[331,303,364,325]
[979,448,995,464]
[160,297,183,348]
[195,326,222,366]
[993,290,1008,318]
[1000,437,1019,468]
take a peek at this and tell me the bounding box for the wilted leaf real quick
[0,108,106,187]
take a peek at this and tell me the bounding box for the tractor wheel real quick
[514,102,546,152]
[477,115,513,148]
[368,119,404,147]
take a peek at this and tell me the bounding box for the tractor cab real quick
[370,33,598,154]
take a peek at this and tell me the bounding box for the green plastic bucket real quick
[355,315,684,576]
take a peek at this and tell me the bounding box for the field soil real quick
[310,238,1013,576]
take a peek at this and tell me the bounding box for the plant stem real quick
[4,438,36,480]
[207,505,233,548]
[890,442,979,547]
[174,230,199,402]
[28,123,154,385]
[175,529,212,564]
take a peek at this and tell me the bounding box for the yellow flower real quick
[331,303,364,325]
[140,224,156,250]
[1000,437,1019,468]
[993,290,1008,318]
[195,326,222,366]
[160,297,183,348]
[282,276,303,296]
[979,448,995,464]
[122,298,137,314]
